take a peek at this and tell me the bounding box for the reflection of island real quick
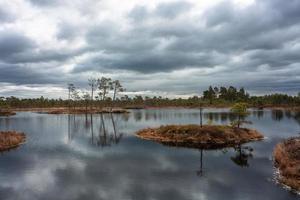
[195,145,253,177]
[230,145,253,167]
[67,113,123,147]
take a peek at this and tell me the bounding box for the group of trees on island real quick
[202,86,249,104]
[0,83,299,109]
[66,77,124,111]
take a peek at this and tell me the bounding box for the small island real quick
[136,124,263,149]
[0,131,26,152]
[273,137,300,192]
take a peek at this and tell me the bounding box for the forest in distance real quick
[0,77,299,109]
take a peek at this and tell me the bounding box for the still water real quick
[0,108,299,200]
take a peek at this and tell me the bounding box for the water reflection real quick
[67,113,123,147]
[230,145,253,167]
[193,145,254,177]
[196,149,204,177]
[252,110,264,119]
[0,109,300,200]
[271,109,300,125]
[272,110,284,121]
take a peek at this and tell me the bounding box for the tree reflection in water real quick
[230,145,253,167]
[196,149,204,177]
[271,109,300,125]
[195,144,254,177]
[67,113,123,147]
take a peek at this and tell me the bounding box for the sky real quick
[0,0,299,99]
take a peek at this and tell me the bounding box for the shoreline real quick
[4,105,300,112]
[0,110,16,116]
[273,137,300,192]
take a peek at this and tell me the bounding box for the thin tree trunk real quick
[200,108,203,128]
[110,83,117,112]
[91,87,94,111]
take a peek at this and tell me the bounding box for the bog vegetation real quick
[0,78,299,109]
[274,137,300,191]
[0,131,26,152]
[136,124,263,149]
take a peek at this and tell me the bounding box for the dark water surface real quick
[0,108,299,200]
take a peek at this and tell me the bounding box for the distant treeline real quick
[0,85,299,109]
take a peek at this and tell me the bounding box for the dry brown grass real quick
[0,131,26,151]
[274,137,300,191]
[38,108,129,114]
[0,110,16,116]
[136,124,263,149]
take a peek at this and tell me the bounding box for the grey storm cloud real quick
[57,22,79,40]
[0,30,84,65]
[74,51,227,73]
[128,1,192,22]
[0,32,36,59]
[6,48,85,64]
[0,63,62,85]
[75,0,300,74]
[0,0,299,96]
[154,1,192,19]
[0,7,15,22]
[27,0,62,7]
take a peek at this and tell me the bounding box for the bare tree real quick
[82,92,91,113]
[97,77,112,101]
[88,78,98,110]
[110,80,125,111]
[71,87,80,109]
[67,83,75,109]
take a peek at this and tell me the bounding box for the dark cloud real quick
[27,0,62,7]
[0,0,300,96]
[0,63,59,84]
[57,22,80,40]
[0,7,15,22]
[0,30,84,64]
[6,48,85,64]
[154,1,192,19]
[74,51,227,73]
[0,32,36,59]
[128,6,149,22]
[128,1,192,22]
[75,0,300,76]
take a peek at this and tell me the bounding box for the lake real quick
[0,108,299,200]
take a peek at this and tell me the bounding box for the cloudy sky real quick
[0,0,299,98]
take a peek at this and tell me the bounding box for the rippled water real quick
[0,108,299,200]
